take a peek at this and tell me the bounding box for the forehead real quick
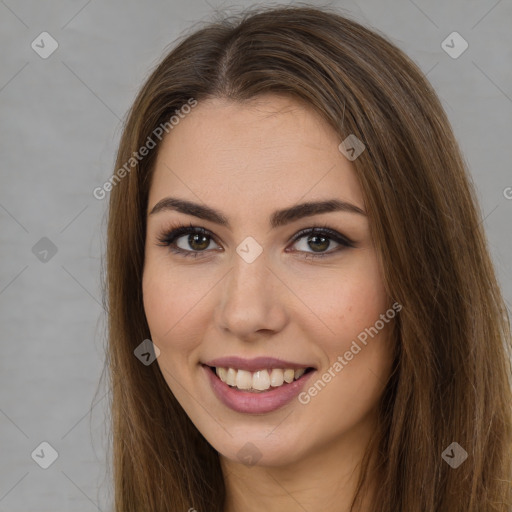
[148,94,364,214]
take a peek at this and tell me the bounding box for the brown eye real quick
[288,227,355,258]
[304,234,331,252]
[157,224,354,260]
[156,224,220,258]
[183,232,212,251]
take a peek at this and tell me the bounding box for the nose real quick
[214,249,289,341]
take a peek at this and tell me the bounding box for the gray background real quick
[0,0,511,510]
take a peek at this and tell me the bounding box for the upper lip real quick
[203,356,315,372]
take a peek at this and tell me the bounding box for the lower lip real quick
[202,364,315,414]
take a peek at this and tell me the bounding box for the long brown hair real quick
[104,5,512,511]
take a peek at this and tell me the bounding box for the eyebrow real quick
[148,197,366,229]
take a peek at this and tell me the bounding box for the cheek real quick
[142,262,193,351]
[294,254,390,346]
[294,252,395,405]
[142,269,173,341]
[142,258,217,357]
[301,289,395,427]
[142,267,198,396]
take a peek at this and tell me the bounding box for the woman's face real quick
[142,94,395,467]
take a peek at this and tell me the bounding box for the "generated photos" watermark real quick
[93,97,198,200]
[298,301,402,404]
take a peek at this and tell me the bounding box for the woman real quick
[105,5,512,511]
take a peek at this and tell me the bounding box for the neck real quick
[220,412,379,512]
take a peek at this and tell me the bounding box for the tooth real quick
[216,367,227,382]
[252,370,271,390]
[270,368,284,387]
[236,369,253,389]
[283,369,295,383]
[226,368,237,386]
[221,367,305,390]
[294,368,306,380]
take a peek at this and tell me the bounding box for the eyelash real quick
[155,221,355,260]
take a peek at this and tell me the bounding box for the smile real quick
[201,357,317,413]
[213,366,314,392]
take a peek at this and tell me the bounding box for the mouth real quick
[201,356,317,413]
[205,365,316,393]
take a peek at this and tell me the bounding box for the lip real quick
[203,356,315,373]
[202,364,316,414]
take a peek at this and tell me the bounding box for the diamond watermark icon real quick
[31,441,59,469]
[31,32,59,59]
[236,236,263,263]
[338,134,366,161]
[134,339,161,365]
[441,442,468,468]
[32,237,58,263]
[236,442,262,466]
[441,32,468,59]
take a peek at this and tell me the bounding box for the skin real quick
[142,94,396,512]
